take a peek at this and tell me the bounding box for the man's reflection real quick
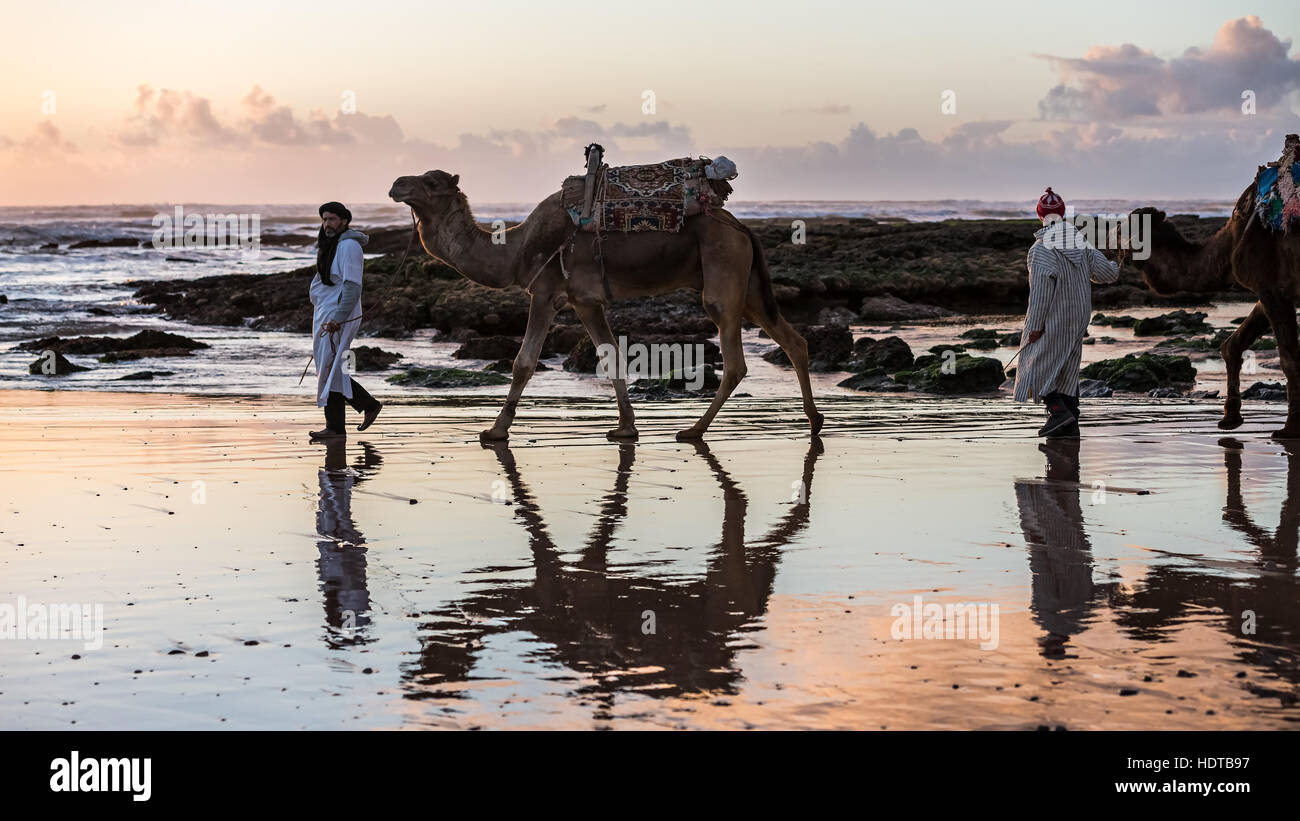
[315,438,382,648]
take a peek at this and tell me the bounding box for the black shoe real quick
[1046,421,1080,439]
[1038,404,1077,437]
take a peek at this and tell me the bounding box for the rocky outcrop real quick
[385,367,510,388]
[894,354,1005,394]
[1079,354,1197,392]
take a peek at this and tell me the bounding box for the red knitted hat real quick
[1036,187,1066,220]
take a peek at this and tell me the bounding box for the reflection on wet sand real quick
[1016,440,1115,659]
[402,437,824,704]
[315,439,383,648]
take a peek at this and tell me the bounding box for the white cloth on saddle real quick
[309,229,367,407]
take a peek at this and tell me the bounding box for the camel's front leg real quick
[481,293,561,442]
[1219,300,1270,430]
[571,300,639,440]
[677,311,745,441]
[1256,290,1300,439]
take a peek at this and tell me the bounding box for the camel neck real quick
[418,199,518,289]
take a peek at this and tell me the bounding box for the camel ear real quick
[451,174,459,187]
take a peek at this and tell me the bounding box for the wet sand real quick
[1,389,1298,730]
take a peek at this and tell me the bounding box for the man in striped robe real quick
[1014,188,1121,437]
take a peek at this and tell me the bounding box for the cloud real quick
[1037,16,1300,120]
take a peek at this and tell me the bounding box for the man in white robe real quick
[1014,188,1120,437]
[309,202,382,439]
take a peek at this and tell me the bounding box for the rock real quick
[39,243,58,250]
[1131,309,1211,337]
[847,335,913,372]
[99,348,197,363]
[86,307,113,316]
[452,335,521,360]
[28,351,89,375]
[485,358,548,373]
[1078,379,1113,398]
[0,294,7,304]
[385,367,510,388]
[859,293,952,321]
[69,237,139,249]
[544,324,586,356]
[998,331,1021,347]
[963,337,998,350]
[1147,387,1183,398]
[1187,389,1220,399]
[564,338,599,373]
[817,306,859,327]
[1090,313,1137,327]
[629,365,721,398]
[17,330,208,356]
[898,354,1005,394]
[564,335,720,375]
[1242,381,1287,401]
[791,324,853,371]
[351,345,403,371]
[1079,354,1196,392]
[928,344,966,355]
[960,328,999,340]
[118,370,175,380]
[838,368,908,392]
[771,284,801,303]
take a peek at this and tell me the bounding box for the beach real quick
[2,389,1297,730]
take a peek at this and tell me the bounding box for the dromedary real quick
[1125,175,1300,437]
[388,170,823,442]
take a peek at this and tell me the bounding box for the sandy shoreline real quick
[2,389,1298,729]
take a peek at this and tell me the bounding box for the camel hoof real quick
[479,429,509,443]
[809,411,825,436]
[675,428,704,441]
[1217,413,1243,431]
[606,427,639,441]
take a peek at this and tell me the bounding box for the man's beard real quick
[317,225,343,285]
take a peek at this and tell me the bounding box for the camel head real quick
[1122,206,1200,295]
[388,170,462,218]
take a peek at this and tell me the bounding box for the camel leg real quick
[1256,290,1300,439]
[1219,300,1270,431]
[480,292,561,442]
[571,300,639,440]
[677,303,746,441]
[743,290,824,435]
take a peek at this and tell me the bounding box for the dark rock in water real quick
[564,338,598,373]
[1242,381,1287,401]
[351,345,402,371]
[119,370,175,380]
[629,365,720,398]
[817,306,859,327]
[1131,309,1210,337]
[838,368,908,392]
[98,348,196,363]
[564,334,720,375]
[453,335,521,360]
[0,294,7,304]
[1147,387,1183,398]
[1187,389,1220,399]
[1080,354,1196,392]
[485,358,548,373]
[386,367,510,388]
[859,293,952,321]
[17,330,208,356]
[998,331,1021,347]
[39,243,58,250]
[1252,336,1277,351]
[1078,379,1113,398]
[544,324,586,356]
[963,337,998,350]
[848,335,913,372]
[28,351,89,375]
[899,354,1005,394]
[960,328,999,340]
[928,344,966,355]
[1090,313,1137,328]
[86,306,113,316]
[764,324,852,371]
[69,237,139,249]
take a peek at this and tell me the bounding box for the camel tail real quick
[744,225,782,321]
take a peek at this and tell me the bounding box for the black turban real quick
[319,201,352,222]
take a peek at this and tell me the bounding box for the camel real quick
[388,170,823,442]
[1125,180,1300,438]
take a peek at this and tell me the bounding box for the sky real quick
[1,0,1298,205]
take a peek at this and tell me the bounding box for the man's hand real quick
[322,320,341,334]
[1027,330,1044,344]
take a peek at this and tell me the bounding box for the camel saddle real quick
[561,156,736,233]
[1255,133,1300,233]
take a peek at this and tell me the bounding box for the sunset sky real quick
[1,0,1299,205]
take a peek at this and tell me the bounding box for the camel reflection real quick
[404,437,823,700]
[1015,439,1114,659]
[314,438,383,648]
[1112,438,1300,695]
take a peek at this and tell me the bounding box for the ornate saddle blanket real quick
[1255,134,1300,233]
[561,157,733,233]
